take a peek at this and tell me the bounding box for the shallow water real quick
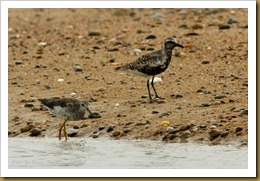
[9,138,247,169]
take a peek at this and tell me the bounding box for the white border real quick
[1,0,256,177]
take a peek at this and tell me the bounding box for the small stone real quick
[200,124,206,128]
[239,109,248,116]
[160,121,170,126]
[30,128,42,136]
[67,128,78,137]
[219,25,230,30]
[152,110,159,114]
[112,131,121,137]
[192,24,203,29]
[123,128,132,133]
[159,112,171,118]
[152,13,164,20]
[170,93,183,99]
[38,42,47,47]
[210,125,217,129]
[145,35,157,39]
[45,85,52,90]
[214,95,222,99]
[228,19,238,24]
[74,65,82,72]
[97,87,106,92]
[220,130,229,137]
[179,125,189,131]
[88,31,101,36]
[181,130,191,138]
[202,102,211,107]
[178,24,189,29]
[99,126,106,131]
[24,103,34,108]
[209,129,220,138]
[88,112,101,119]
[15,61,23,65]
[92,132,100,138]
[20,124,34,133]
[235,127,243,133]
[57,78,64,82]
[107,126,114,132]
[201,60,210,64]
[73,125,79,129]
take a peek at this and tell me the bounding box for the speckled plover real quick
[38,98,93,140]
[115,36,184,100]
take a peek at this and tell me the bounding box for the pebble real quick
[24,103,34,108]
[239,109,248,116]
[135,120,150,126]
[214,95,222,99]
[88,31,101,36]
[200,124,206,128]
[152,110,159,114]
[202,102,211,107]
[38,42,47,47]
[73,125,79,129]
[220,130,229,137]
[20,124,34,133]
[180,131,191,138]
[219,25,230,30]
[170,93,183,99]
[88,112,101,119]
[74,65,82,72]
[159,112,171,118]
[152,13,164,20]
[228,19,238,24]
[209,129,220,138]
[192,24,203,29]
[132,48,142,56]
[67,128,78,137]
[123,128,132,133]
[178,24,189,29]
[107,126,114,132]
[15,61,23,65]
[201,60,210,64]
[160,121,170,126]
[57,78,64,82]
[45,85,52,90]
[99,126,106,131]
[30,128,42,136]
[179,125,190,131]
[92,132,100,138]
[97,87,106,92]
[112,131,121,137]
[210,125,217,129]
[235,127,243,133]
[145,35,157,39]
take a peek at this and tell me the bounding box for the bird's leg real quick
[58,120,66,140]
[151,76,164,100]
[147,77,152,100]
[63,122,68,141]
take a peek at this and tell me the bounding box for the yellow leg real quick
[58,120,66,140]
[63,123,68,141]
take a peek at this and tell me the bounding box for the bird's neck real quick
[161,46,173,65]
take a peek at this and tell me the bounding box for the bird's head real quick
[81,101,92,114]
[164,36,184,49]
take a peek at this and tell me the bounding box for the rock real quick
[178,24,189,29]
[200,124,206,128]
[209,129,220,138]
[219,25,230,30]
[74,65,82,72]
[96,87,106,92]
[152,110,159,114]
[112,131,121,137]
[192,24,203,29]
[15,61,23,65]
[24,103,34,108]
[185,32,199,36]
[202,102,211,107]
[123,128,131,133]
[235,127,243,133]
[220,130,229,137]
[145,35,157,39]
[201,60,210,64]
[73,125,79,129]
[92,132,100,138]
[228,19,238,24]
[214,95,222,99]
[135,120,150,126]
[38,42,47,47]
[159,112,171,118]
[20,124,34,133]
[181,130,191,138]
[152,13,164,20]
[107,126,114,132]
[88,31,101,36]
[179,125,190,131]
[45,85,52,90]
[239,109,248,116]
[210,125,217,129]
[88,112,101,119]
[170,93,183,99]
[160,121,170,126]
[30,128,42,136]
[99,126,106,131]
[67,128,78,137]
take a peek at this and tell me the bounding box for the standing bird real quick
[38,98,93,140]
[115,36,184,100]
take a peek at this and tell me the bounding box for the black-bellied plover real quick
[115,36,184,100]
[38,98,93,140]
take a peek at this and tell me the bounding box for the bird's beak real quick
[176,43,184,48]
[84,105,93,115]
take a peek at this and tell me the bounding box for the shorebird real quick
[38,98,93,140]
[115,36,184,100]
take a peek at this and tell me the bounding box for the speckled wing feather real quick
[38,98,80,110]
[116,50,166,75]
